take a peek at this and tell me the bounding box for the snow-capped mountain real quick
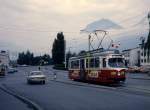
[81,18,123,32]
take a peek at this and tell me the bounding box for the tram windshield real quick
[108,58,125,68]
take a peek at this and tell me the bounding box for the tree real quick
[42,54,52,65]
[17,50,33,65]
[17,51,52,65]
[52,32,66,64]
[17,52,25,65]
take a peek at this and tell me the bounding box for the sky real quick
[0,0,150,59]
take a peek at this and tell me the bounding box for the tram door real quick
[79,59,86,81]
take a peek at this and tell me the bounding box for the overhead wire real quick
[0,11,149,48]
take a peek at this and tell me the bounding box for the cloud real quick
[0,0,149,56]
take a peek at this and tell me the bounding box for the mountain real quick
[81,18,123,32]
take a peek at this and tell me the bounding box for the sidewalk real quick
[0,86,30,110]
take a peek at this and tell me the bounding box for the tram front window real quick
[108,58,125,68]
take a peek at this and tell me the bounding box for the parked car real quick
[140,66,150,73]
[27,71,46,84]
[21,64,28,67]
[127,66,141,73]
[8,67,18,73]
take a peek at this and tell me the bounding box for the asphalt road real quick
[0,86,30,110]
[0,66,150,110]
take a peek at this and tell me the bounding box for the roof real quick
[30,71,42,73]
[122,47,140,52]
[69,49,121,60]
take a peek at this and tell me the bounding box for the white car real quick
[27,71,46,84]
[8,67,18,73]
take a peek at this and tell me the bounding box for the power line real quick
[117,12,147,24]
[0,26,79,34]
[0,12,149,39]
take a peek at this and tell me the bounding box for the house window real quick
[141,59,143,63]
[141,52,143,56]
[147,58,150,63]
[144,59,146,63]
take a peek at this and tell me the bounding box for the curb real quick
[0,84,43,110]
[130,77,150,80]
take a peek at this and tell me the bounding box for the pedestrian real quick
[38,66,41,71]
[53,72,57,80]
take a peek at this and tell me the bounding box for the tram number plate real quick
[88,71,99,78]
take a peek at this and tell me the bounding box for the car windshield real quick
[30,71,43,75]
[108,58,125,68]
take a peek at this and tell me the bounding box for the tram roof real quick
[69,49,122,60]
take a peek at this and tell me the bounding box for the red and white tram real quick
[68,49,126,84]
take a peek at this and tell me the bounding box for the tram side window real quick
[90,58,95,68]
[71,60,79,69]
[86,59,89,68]
[103,58,106,67]
[86,57,100,68]
[95,58,100,68]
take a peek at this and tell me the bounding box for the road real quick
[0,66,150,110]
[0,85,30,110]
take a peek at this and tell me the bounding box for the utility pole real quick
[65,47,72,68]
[147,12,150,44]
[88,35,91,51]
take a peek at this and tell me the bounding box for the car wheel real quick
[27,80,30,84]
[42,81,45,84]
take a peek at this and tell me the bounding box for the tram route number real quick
[88,71,99,78]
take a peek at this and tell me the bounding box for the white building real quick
[140,47,150,66]
[0,50,10,67]
[122,49,130,66]
[122,47,140,67]
[122,12,150,68]
[140,12,150,66]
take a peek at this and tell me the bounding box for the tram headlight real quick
[111,72,116,75]
[121,71,125,75]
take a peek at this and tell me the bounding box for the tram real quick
[68,49,126,84]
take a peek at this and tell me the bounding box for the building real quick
[122,47,140,67]
[0,50,10,67]
[122,49,130,66]
[122,12,150,68]
[140,47,150,66]
[140,12,150,66]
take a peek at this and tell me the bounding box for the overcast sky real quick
[0,0,150,59]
